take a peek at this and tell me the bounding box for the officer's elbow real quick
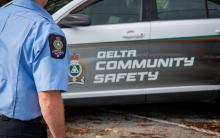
[38,91,63,108]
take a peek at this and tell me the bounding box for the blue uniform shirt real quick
[0,0,70,120]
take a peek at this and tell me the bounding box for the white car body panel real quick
[151,19,220,39]
[63,22,150,44]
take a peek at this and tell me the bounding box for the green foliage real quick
[0,0,73,15]
[46,0,73,14]
[0,0,11,7]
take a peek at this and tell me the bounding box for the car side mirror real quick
[58,14,91,28]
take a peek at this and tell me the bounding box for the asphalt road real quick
[49,102,220,138]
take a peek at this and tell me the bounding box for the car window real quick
[156,0,207,20]
[79,0,143,25]
[208,0,220,18]
[46,0,73,14]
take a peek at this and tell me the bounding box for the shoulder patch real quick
[49,35,66,59]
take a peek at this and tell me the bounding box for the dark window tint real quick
[208,0,220,18]
[80,0,142,25]
[46,0,72,14]
[156,0,207,20]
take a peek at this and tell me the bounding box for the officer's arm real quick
[38,91,65,138]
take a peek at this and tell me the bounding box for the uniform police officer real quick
[0,0,70,137]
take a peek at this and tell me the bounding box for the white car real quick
[4,0,220,105]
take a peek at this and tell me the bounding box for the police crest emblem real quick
[49,35,66,59]
[68,54,85,84]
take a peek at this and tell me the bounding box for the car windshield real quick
[0,0,72,15]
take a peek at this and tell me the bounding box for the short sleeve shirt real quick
[0,0,70,121]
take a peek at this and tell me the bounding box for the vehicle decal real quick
[67,36,220,92]
[94,50,195,84]
[68,53,85,85]
[80,35,220,44]
[150,35,220,43]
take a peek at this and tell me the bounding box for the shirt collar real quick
[12,0,53,22]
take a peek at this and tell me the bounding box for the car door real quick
[59,0,152,98]
[149,0,220,89]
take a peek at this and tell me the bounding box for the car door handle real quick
[216,29,220,34]
[123,30,144,39]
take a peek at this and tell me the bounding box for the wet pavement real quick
[56,102,220,138]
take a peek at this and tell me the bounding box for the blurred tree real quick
[0,0,11,6]
[46,0,72,14]
[0,0,73,14]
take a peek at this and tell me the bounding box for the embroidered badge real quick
[49,35,66,59]
[68,54,85,85]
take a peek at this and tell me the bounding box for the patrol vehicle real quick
[3,0,220,105]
